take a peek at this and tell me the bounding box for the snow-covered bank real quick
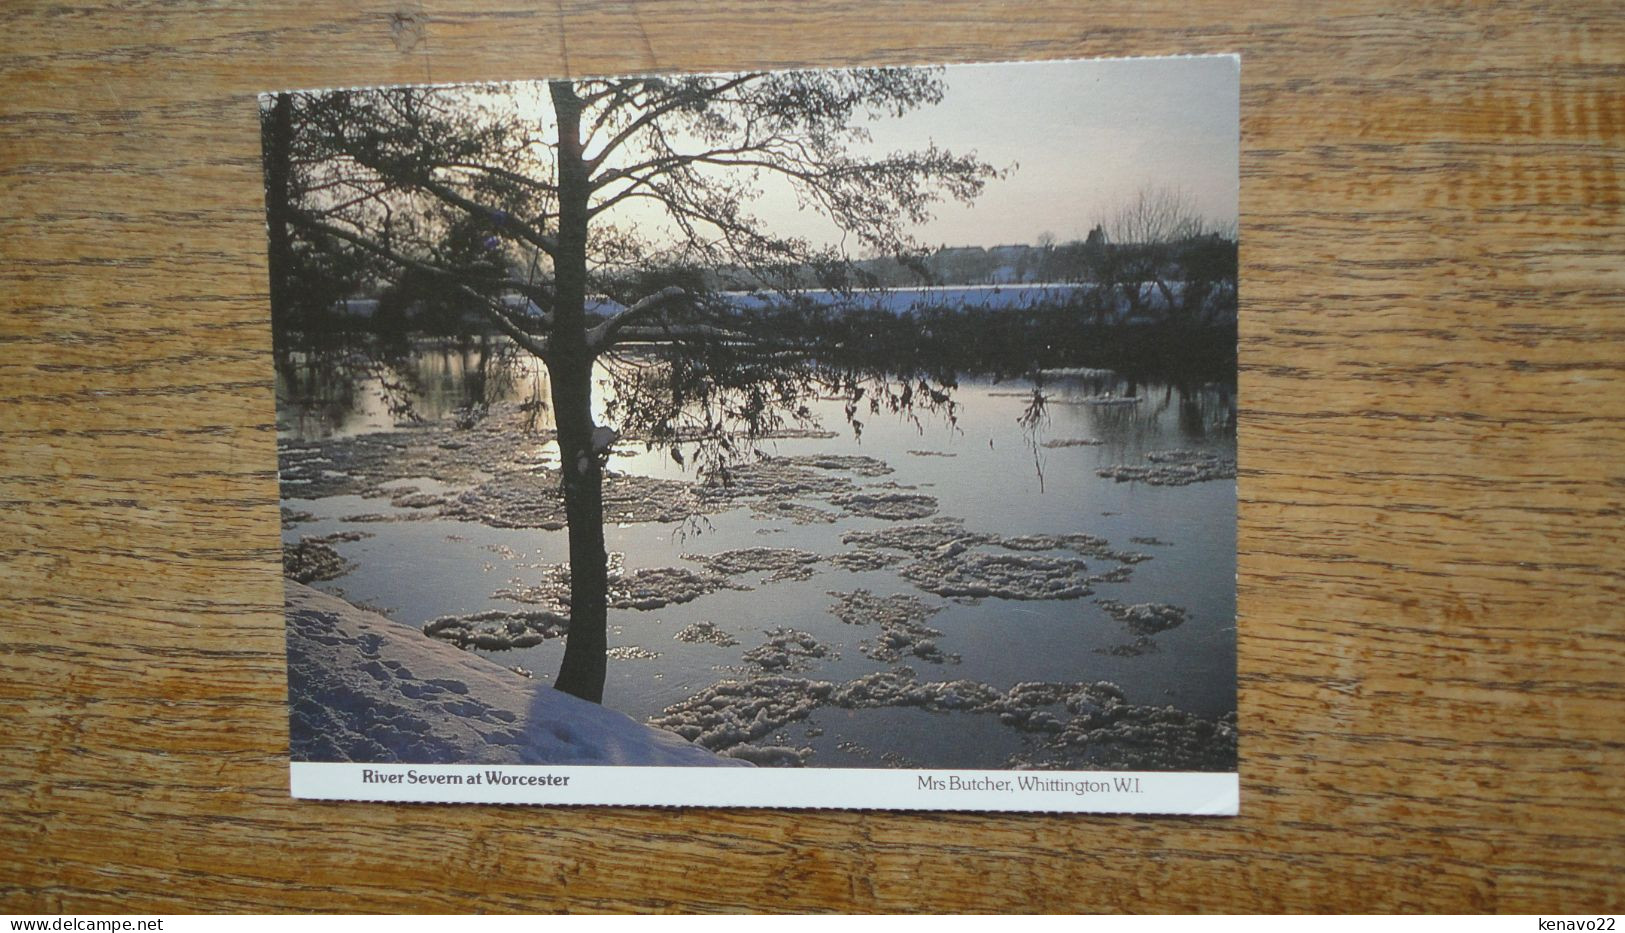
[285,581,746,767]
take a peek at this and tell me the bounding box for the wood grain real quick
[2,0,1621,914]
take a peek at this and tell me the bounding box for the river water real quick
[278,342,1236,769]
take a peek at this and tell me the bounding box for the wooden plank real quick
[1,0,1620,913]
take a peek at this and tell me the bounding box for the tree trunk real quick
[545,80,611,704]
[263,93,295,330]
[549,357,609,703]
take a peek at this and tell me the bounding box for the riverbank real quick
[285,580,746,767]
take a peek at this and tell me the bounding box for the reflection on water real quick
[276,336,550,439]
[277,339,1237,769]
[276,339,1235,451]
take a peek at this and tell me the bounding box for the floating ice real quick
[276,402,542,499]
[694,457,856,503]
[495,564,736,611]
[282,531,370,583]
[1095,637,1159,657]
[773,453,894,477]
[1097,450,1237,486]
[422,608,570,651]
[741,627,834,672]
[673,621,739,647]
[685,547,824,584]
[901,549,1094,601]
[720,744,813,767]
[443,469,698,529]
[830,490,940,521]
[1037,367,1116,379]
[389,488,449,510]
[827,589,956,665]
[998,533,1150,565]
[606,645,660,661]
[748,500,838,525]
[1097,600,1187,635]
[841,517,995,556]
[826,550,907,572]
[651,676,836,748]
[649,667,1234,770]
[281,507,316,528]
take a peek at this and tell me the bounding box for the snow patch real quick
[284,581,742,766]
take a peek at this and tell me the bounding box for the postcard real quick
[265,54,1239,812]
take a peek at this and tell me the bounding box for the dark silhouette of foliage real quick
[262,71,997,703]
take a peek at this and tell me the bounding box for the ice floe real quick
[649,666,1234,771]
[684,547,824,584]
[1097,449,1237,486]
[998,533,1147,562]
[841,517,997,555]
[282,531,369,583]
[827,589,956,665]
[276,402,542,500]
[830,490,940,521]
[719,744,813,767]
[694,457,857,504]
[673,621,739,647]
[773,453,894,477]
[281,507,316,528]
[741,627,835,672]
[421,608,570,651]
[826,549,908,572]
[748,500,838,525]
[606,645,661,661]
[901,549,1094,601]
[441,469,699,529]
[495,563,737,611]
[1097,600,1187,635]
[1037,367,1116,379]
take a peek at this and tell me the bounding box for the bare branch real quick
[581,74,760,172]
[290,212,552,358]
[584,285,688,352]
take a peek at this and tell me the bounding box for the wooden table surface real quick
[2,0,1621,914]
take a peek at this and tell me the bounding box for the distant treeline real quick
[843,230,1237,290]
[750,297,1238,387]
[272,228,1238,387]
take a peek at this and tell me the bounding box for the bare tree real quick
[1092,185,1231,322]
[264,71,996,703]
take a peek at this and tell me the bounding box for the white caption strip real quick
[291,763,1238,814]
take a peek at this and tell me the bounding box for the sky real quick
[408,55,1239,254]
[743,55,1240,249]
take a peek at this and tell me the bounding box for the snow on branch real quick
[585,285,689,352]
